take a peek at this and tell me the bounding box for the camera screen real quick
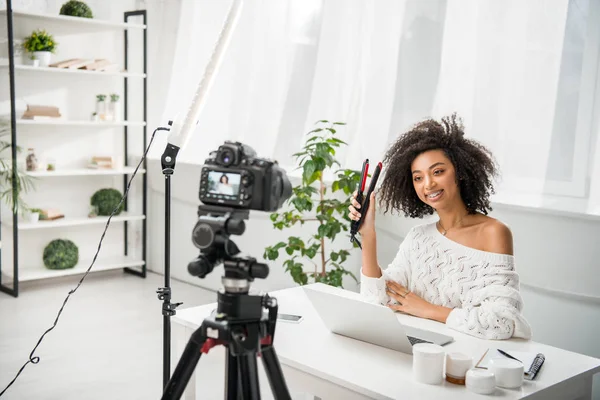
[207,171,241,198]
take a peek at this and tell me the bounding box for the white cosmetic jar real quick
[465,368,496,395]
[412,343,445,385]
[489,358,524,389]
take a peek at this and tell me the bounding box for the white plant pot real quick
[96,100,108,120]
[31,59,40,67]
[33,51,51,67]
[109,101,121,121]
[28,212,40,223]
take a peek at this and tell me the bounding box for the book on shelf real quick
[21,105,61,119]
[39,209,65,221]
[49,58,119,72]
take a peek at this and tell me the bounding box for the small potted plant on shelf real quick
[46,158,56,171]
[95,94,107,120]
[29,53,39,67]
[21,29,57,67]
[0,120,37,216]
[109,93,120,121]
[28,208,44,223]
[59,0,94,19]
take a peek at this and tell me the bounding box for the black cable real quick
[0,126,169,397]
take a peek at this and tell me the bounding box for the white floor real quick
[0,270,217,400]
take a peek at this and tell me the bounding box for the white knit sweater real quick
[360,222,532,340]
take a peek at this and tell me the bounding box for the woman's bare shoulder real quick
[477,216,513,255]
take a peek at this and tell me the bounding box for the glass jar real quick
[26,148,38,171]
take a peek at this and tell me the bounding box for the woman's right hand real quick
[348,190,376,236]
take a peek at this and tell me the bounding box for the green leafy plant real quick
[91,188,124,216]
[21,30,57,53]
[0,120,36,215]
[43,239,79,270]
[263,120,362,288]
[96,94,107,102]
[59,0,94,18]
[110,94,120,102]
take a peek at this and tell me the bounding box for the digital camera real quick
[199,141,292,212]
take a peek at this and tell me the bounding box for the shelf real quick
[3,255,145,281]
[17,119,147,127]
[0,10,146,38]
[5,212,145,230]
[0,62,146,78]
[26,167,145,177]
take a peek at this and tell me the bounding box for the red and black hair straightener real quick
[350,159,382,249]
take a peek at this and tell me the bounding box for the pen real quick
[497,349,522,363]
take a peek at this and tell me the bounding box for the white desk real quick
[171,284,600,399]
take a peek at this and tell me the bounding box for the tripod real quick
[161,258,292,400]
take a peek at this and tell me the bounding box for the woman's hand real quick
[348,190,376,236]
[385,280,445,321]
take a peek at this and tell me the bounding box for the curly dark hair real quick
[378,114,498,218]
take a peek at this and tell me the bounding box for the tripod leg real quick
[225,349,240,400]
[161,325,207,400]
[238,353,261,400]
[260,345,292,400]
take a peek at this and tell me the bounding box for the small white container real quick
[412,343,445,385]
[445,352,473,384]
[27,212,40,223]
[466,368,496,395]
[489,358,524,389]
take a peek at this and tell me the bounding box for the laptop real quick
[303,284,453,355]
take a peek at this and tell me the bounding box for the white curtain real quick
[150,0,599,205]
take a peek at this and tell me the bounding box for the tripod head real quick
[188,204,268,283]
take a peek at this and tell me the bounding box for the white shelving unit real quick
[0,8,148,296]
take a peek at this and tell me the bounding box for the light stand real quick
[158,139,184,388]
[154,0,243,389]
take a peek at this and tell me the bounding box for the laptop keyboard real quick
[408,336,432,346]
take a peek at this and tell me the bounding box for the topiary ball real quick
[91,188,124,216]
[59,0,94,18]
[43,239,79,270]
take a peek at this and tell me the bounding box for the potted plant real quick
[95,94,107,120]
[28,208,44,223]
[29,53,39,67]
[263,120,362,288]
[109,93,120,121]
[21,29,57,67]
[59,0,94,18]
[0,120,36,216]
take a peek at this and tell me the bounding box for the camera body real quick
[199,141,291,212]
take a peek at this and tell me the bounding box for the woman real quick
[349,114,531,340]
[217,174,235,195]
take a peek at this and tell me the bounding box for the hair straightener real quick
[350,160,382,249]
